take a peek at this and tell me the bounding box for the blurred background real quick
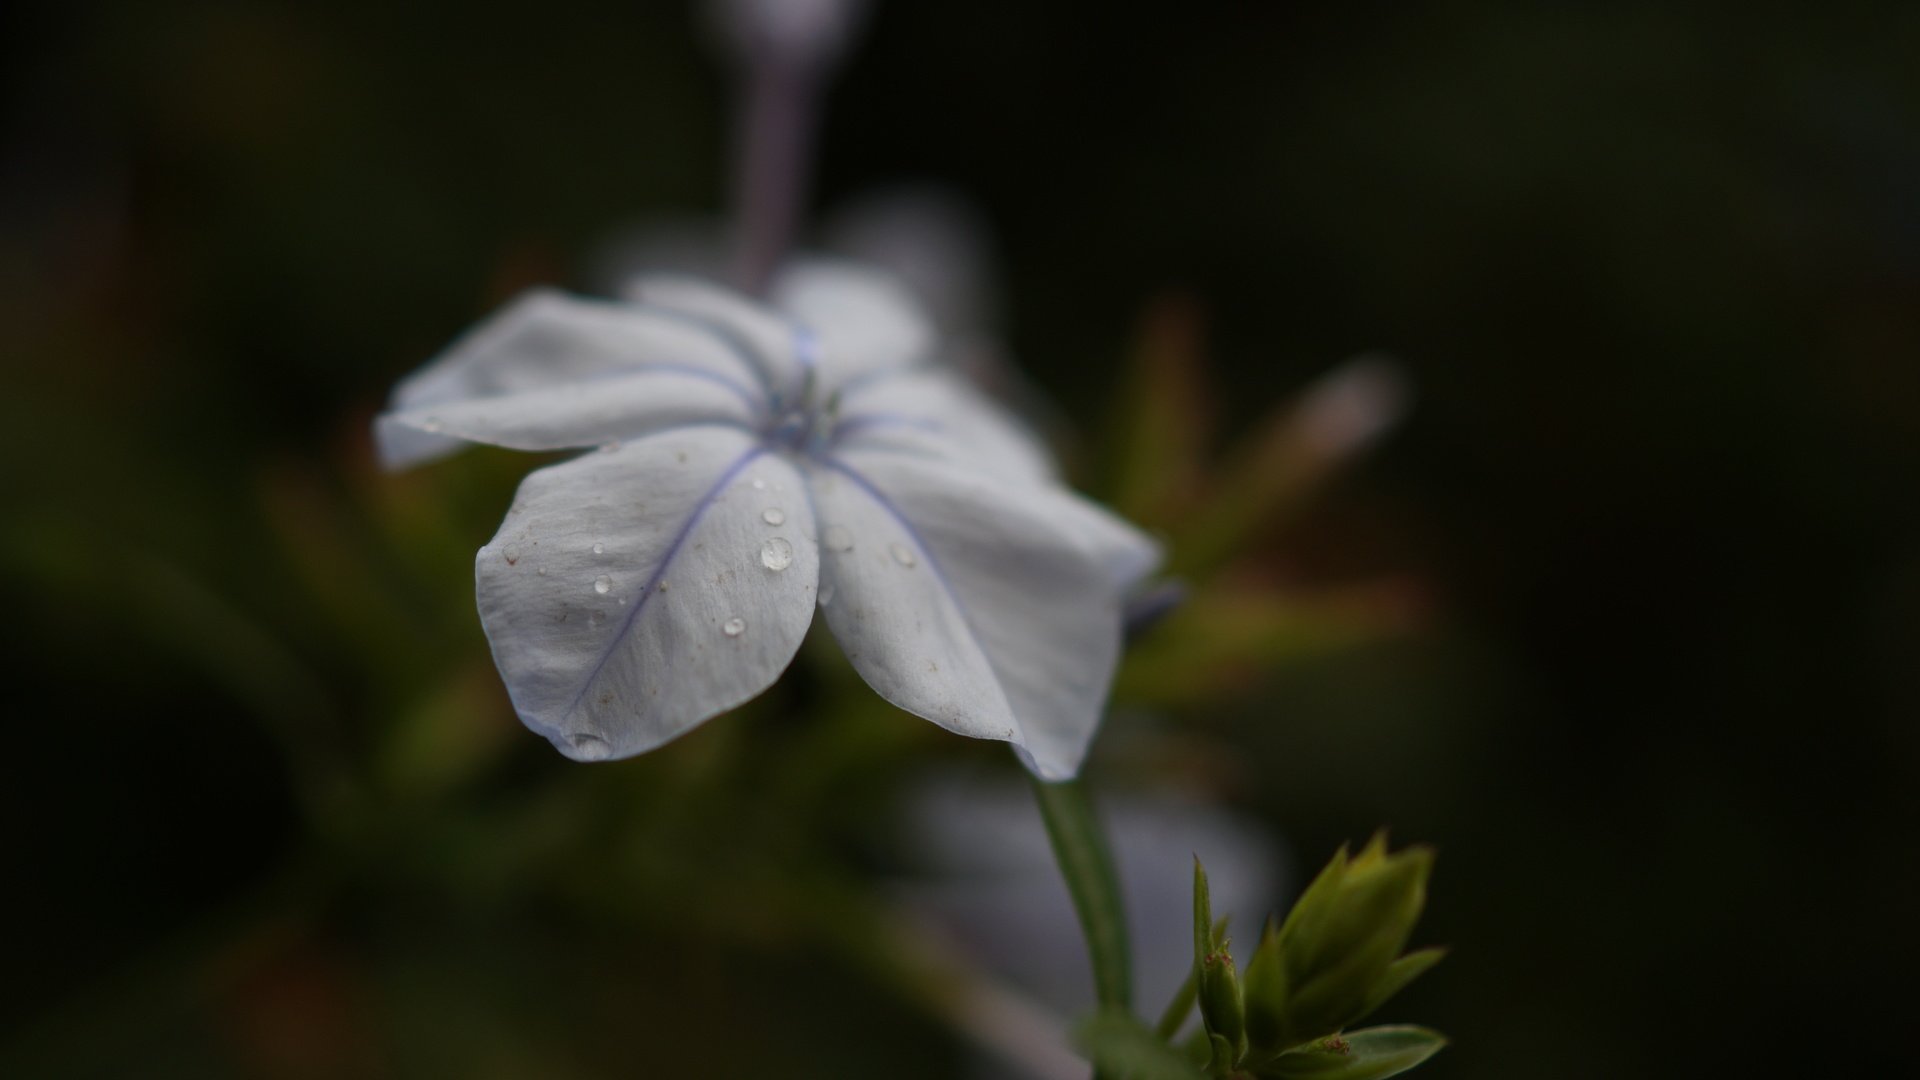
[4,1,1918,1077]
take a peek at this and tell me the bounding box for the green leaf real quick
[1255,1026,1446,1080]
[1322,844,1430,968]
[1356,948,1447,1021]
[1273,839,1435,1042]
[1106,294,1211,524]
[1076,1010,1208,1080]
[1173,356,1408,575]
[1193,857,1214,965]
[1276,844,1353,991]
[1155,968,1199,1041]
[1206,1033,1239,1078]
[1242,917,1288,1054]
[1032,777,1132,1012]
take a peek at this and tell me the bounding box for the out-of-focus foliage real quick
[4,2,1918,1078]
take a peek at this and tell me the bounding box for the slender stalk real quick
[1029,774,1133,1015]
[730,47,820,296]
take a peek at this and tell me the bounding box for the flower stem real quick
[1029,774,1133,1016]
[730,46,819,296]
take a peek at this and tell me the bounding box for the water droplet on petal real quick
[593,575,612,594]
[751,478,767,490]
[818,583,836,607]
[592,542,605,555]
[762,507,786,525]
[890,542,917,568]
[722,617,746,637]
[823,525,854,552]
[537,565,548,576]
[760,537,794,571]
[570,733,611,761]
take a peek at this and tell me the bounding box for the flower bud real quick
[1193,858,1247,1066]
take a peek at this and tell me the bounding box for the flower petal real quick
[377,370,757,461]
[806,449,1151,779]
[382,288,770,468]
[477,427,818,761]
[832,371,1161,591]
[772,259,934,390]
[623,274,805,400]
[832,368,1057,485]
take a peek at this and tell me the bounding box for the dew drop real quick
[760,537,794,571]
[823,525,854,552]
[593,575,613,594]
[537,566,549,576]
[890,542,918,568]
[762,507,786,526]
[818,583,836,607]
[751,478,767,490]
[722,617,746,637]
[592,542,605,555]
[570,733,612,761]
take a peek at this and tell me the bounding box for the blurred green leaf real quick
[1107,294,1211,524]
[1172,357,1408,576]
[1075,1010,1207,1080]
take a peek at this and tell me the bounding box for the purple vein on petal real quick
[828,412,944,447]
[558,445,768,726]
[615,298,789,397]
[820,456,1021,740]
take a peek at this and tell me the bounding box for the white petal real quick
[377,370,757,461]
[832,368,1056,485]
[477,427,818,761]
[1045,489,1165,594]
[772,259,934,390]
[624,274,805,400]
[383,289,771,468]
[806,449,1152,779]
[833,371,1162,591]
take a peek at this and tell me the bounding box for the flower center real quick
[760,326,836,456]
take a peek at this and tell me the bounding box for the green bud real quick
[1199,938,1246,1061]
[1192,859,1247,1068]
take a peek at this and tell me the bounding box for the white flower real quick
[376,262,1159,779]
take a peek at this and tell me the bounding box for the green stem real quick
[1029,774,1133,1015]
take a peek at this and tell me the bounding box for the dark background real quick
[4,1,1917,1077]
